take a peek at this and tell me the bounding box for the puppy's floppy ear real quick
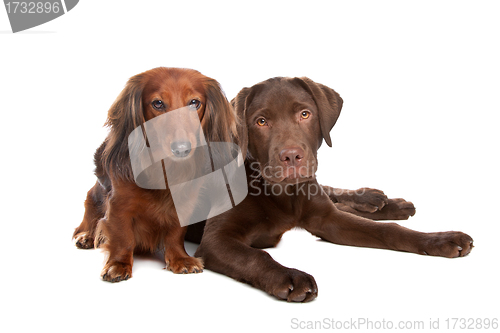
[202,78,237,145]
[102,73,146,180]
[291,77,343,147]
[231,85,263,159]
[231,88,249,159]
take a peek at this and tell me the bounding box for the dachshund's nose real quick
[279,147,304,166]
[171,141,192,158]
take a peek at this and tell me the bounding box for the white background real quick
[1,1,499,332]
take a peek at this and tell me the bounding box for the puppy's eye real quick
[256,118,267,126]
[152,100,165,110]
[300,110,311,119]
[188,99,202,110]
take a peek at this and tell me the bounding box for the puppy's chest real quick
[258,191,327,230]
[260,202,307,229]
[270,192,310,216]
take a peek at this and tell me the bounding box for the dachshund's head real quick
[102,67,236,181]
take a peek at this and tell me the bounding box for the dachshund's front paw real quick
[101,262,132,282]
[74,232,94,249]
[165,256,203,274]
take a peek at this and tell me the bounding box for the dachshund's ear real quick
[203,78,237,145]
[102,73,146,180]
[106,74,145,130]
[291,77,343,147]
[231,85,263,159]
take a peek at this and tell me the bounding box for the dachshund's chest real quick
[139,190,179,225]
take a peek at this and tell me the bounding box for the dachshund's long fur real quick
[73,67,236,282]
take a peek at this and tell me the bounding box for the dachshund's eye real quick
[152,100,165,110]
[188,99,202,110]
[300,110,311,119]
[256,118,267,126]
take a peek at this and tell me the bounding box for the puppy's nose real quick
[279,147,304,166]
[171,141,192,158]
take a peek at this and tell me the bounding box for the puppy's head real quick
[102,67,235,180]
[233,77,342,184]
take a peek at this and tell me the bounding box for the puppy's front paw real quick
[101,262,132,282]
[344,188,388,213]
[378,198,416,220]
[269,268,318,302]
[165,256,203,274]
[420,232,474,258]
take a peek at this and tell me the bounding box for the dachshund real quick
[73,67,236,282]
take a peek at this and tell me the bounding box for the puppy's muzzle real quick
[279,147,304,167]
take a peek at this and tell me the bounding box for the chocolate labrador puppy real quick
[194,77,473,302]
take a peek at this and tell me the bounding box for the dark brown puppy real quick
[195,77,473,302]
[73,67,236,282]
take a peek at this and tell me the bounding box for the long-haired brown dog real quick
[73,67,236,282]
